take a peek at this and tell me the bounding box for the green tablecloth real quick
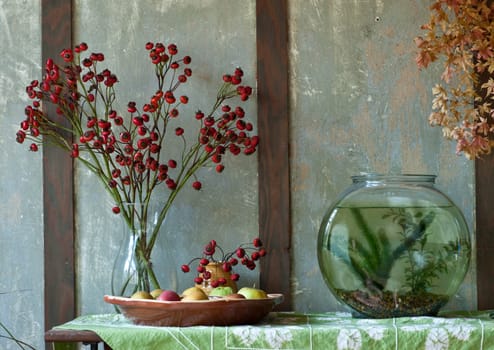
[54,311,494,350]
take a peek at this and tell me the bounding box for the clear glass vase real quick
[111,202,163,297]
[317,174,471,318]
[112,232,138,297]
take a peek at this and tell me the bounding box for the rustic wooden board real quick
[475,156,494,310]
[256,0,291,310]
[42,0,75,341]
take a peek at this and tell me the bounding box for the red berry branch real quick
[15,42,259,292]
[181,237,267,287]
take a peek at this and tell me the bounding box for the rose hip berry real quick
[181,237,266,286]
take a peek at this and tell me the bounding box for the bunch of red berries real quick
[15,41,259,294]
[16,42,258,216]
[181,237,267,287]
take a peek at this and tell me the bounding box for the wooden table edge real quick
[45,328,104,343]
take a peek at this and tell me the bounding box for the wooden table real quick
[45,328,111,349]
[45,311,494,350]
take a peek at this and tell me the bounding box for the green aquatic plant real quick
[332,207,458,294]
[403,237,459,293]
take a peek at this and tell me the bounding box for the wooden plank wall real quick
[41,0,493,338]
[256,0,291,310]
[476,157,494,310]
[474,0,494,309]
[41,0,75,340]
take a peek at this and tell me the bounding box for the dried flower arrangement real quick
[415,0,494,159]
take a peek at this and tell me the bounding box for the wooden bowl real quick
[104,294,283,327]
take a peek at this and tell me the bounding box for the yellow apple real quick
[150,289,164,299]
[130,291,154,299]
[237,287,268,299]
[181,287,208,300]
[225,293,246,300]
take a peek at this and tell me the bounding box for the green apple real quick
[237,287,268,299]
[209,286,234,297]
[181,287,208,300]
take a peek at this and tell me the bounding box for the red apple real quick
[157,290,181,301]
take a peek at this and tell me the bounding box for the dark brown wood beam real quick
[474,2,494,308]
[256,0,291,310]
[475,156,494,310]
[42,0,75,343]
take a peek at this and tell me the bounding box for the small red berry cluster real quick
[16,42,258,215]
[181,238,267,287]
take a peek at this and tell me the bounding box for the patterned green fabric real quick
[54,311,494,350]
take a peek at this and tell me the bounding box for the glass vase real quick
[317,174,471,318]
[111,202,163,297]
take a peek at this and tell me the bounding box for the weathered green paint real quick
[0,1,476,349]
[0,1,44,349]
[289,0,475,312]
